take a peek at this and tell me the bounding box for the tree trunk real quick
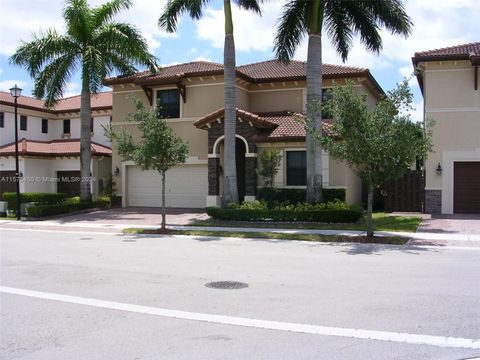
[367,183,374,238]
[79,79,92,203]
[221,0,239,207]
[305,10,324,204]
[161,170,166,231]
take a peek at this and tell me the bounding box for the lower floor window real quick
[286,150,306,186]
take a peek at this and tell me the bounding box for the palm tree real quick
[10,0,158,203]
[159,0,263,207]
[274,0,412,204]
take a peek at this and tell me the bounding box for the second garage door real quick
[454,161,480,213]
[126,165,207,208]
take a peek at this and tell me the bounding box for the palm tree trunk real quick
[79,79,92,203]
[161,170,166,231]
[221,0,239,207]
[367,183,374,238]
[305,31,324,204]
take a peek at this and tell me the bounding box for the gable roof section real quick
[412,42,480,65]
[0,139,112,157]
[194,107,335,142]
[0,92,112,114]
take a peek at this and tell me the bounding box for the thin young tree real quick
[106,98,189,231]
[10,0,158,202]
[159,0,264,207]
[321,80,432,237]
[274,0,412,204]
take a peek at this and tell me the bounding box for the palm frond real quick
[324,2,354,61]
[9,29,78,78]
[94,22,159,74]
[92,0,132,28]
[63,0,91,43]
[274,0,309,63]
[33,53,78,107]
[235,0,263,14]
[159,0,210,33]
[357,0,412,37]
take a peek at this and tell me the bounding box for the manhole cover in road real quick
[205,281,249,290]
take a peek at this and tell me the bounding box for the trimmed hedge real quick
[206,205,362,223]
[26,203,91,218]
[2,192,67,209]
[257,188,346,206]
[26,195,112,218]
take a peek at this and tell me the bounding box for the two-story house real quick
[413,42,480,214]
[104,60,383,209]
[0,92,112,198]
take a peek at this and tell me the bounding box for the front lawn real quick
[122,228,407,245]
[189,212,421,233]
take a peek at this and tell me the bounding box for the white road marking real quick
[1,286,479,350]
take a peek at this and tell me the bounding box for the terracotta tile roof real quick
[0,139,111,157]
[104,61,224,85]
[193,107,278,129]
[104,60,371,85]
[413,42,480,64]
[237,60,368,81]
[0,91,112,113]
[252,112,335,143]
[194,107,335,142]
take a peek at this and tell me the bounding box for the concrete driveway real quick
[418,214,480,234]
[46,207,208,226]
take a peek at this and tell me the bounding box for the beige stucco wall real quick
[249,89,304,113]
[422,60,480,189]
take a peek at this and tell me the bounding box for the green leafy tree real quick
[106,98,188,230]
[258,149,282,188]
[159,0,264,207]
[10,0,158,203]
[274,0,412,204]
[321,80,432,237]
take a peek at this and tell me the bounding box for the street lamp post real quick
[9,84,22,220]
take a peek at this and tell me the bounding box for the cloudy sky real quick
[0,0,478,121]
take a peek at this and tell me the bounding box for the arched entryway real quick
[235,137,246,201]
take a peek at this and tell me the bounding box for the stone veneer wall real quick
[425,190,442,214]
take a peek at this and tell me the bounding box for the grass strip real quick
[122,228,408,245]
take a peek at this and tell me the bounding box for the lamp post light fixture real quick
[435,163,443,176]
[9,84,22,220]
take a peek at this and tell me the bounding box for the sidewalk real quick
[2,219,480,247]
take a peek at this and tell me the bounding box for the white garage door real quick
[126,165,207,208]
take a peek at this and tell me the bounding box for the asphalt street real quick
[1,228,480,360]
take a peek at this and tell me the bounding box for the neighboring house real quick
[0,92,112,199]
[413,42,480,214]
[104,60,383,208]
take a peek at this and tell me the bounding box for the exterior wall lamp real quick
[435,163,443,175]
[114,166,120,177]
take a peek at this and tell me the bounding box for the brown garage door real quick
[454,162,480,213]
[57,171,81,196]
[0,171,17,200]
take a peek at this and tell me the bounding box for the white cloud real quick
[0,80,27,92]
[196,1,284,53]
[0,0,173,56]
[194,0,479,73]
[62,82,81,98]
[410,101,424,123]
[0,68,3,76]
[193,56,213,62]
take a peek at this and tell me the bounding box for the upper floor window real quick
[42,119,48,134]
[286,150,307,186]
[91,117,94,132]
[156,89,180,119]
[63,119,70,134]
[0,112,4,128]
[20,115,27,131]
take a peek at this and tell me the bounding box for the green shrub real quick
[26,203,91,218]
[64,196,81,205]
[2,192,68,209]
[257,188,346,206]
[93,196,111,208]
[206,201,362,223]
